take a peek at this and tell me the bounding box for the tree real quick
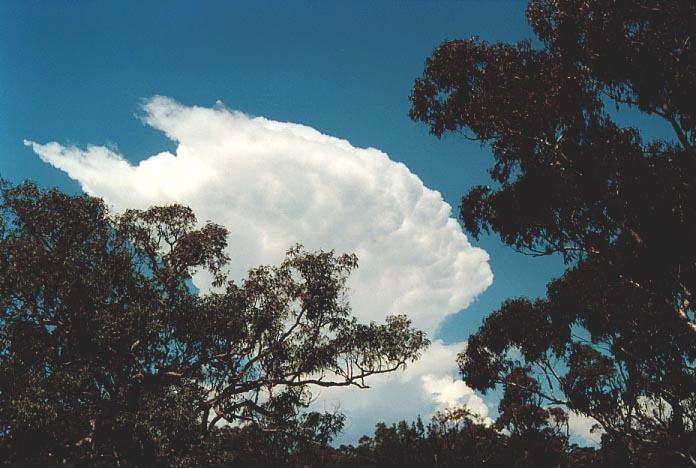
[410,1,696,465]
[330,407,600,468]
[0,181,428,466]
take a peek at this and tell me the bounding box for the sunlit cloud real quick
[26,96,493,440]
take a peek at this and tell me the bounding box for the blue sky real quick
[1,0,563,339]
[2,0,579,442]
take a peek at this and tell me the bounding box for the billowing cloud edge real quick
[26,96,497,442]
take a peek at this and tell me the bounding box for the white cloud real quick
[566,411,603,445]
[421,375,491,423]
[314,340,492,443]
[25,96,493,442]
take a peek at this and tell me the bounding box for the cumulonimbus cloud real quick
[26,96,494,439]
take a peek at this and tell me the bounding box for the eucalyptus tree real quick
[410,1,696,464]
[0,181,427,466]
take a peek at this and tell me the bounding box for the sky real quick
[0,0,601,444]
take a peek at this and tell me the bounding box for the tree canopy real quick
[0,181,428,466]
[410,0,696,465]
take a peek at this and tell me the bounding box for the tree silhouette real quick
[410,1,696,465]
[0,181,428,466]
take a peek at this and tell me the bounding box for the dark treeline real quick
[2,0,695,466]
[145,407,661,467]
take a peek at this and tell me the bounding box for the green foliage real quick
[0,181,428,466]
[410,0,696,465]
